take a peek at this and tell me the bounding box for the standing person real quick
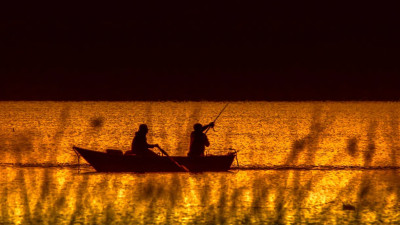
[188,122,215,157]
[131,124,159,157]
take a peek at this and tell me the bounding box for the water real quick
[1,101,400,224]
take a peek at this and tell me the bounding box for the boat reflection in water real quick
[1,101,400,224]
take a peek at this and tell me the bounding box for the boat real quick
[73,146,237,172]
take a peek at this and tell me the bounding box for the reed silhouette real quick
[0,170,10,224]
[32,169,51,223]
[292,172,313,221]
[388,112,399,166]
[346,137,359,157]
[229,186,245,217]
[90,117,104,128]
[48,178,74,224]
[216,177,228,224]
[144,102,154,144]
[199,176,211,206]
[104,204,115,225]
[1,168,400,224]
[176,103,201,155]
[250,176,269,219]
[2,102,400,224]
[223,122,235,153]
[52,106,71,161]
[168,174,183,207]
[11,132,34,164]
[16,170,33,224]
[364,121,377,167]
[68,171,89,224]
[158,108,170,153]
[286,107,334,166]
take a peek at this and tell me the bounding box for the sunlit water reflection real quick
[1,101,400,224]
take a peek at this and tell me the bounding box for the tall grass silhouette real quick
[388,111,399,166]
[1,168,400,224]
[2,102,400,224]
[286,106,335,166]
[176,103,201,155]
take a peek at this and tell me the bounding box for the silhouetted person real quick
[188,122,214,157]
[130,124,159,157]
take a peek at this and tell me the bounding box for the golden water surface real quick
[1,101,400,224]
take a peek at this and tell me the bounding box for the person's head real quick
[138,124,148,133]
[193,123,203,132]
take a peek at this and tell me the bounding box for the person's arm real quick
[201,122,215,132]
[147,143,159,148]
[142,134,159,148]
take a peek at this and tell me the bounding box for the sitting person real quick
[187,122,214,157]
[128,124,159,157]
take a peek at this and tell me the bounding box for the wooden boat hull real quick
[73,146,236,172]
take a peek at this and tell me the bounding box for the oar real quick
[156,146,189,172]
[205,103,229,134]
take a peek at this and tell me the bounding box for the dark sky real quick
[1,1,399,100]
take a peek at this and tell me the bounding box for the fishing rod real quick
[205,103,229,134]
